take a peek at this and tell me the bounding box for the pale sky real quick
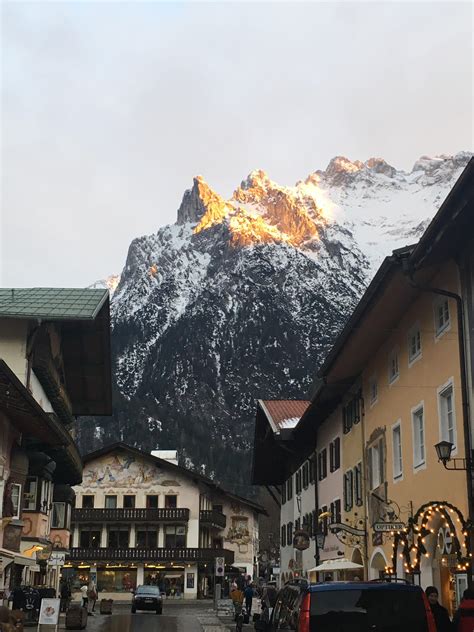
[1,1,472,287]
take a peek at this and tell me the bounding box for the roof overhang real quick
[0,360,82,484]
[252,401,310,486]
[61,298,112,416]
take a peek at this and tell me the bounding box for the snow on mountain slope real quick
[78,151,471,489]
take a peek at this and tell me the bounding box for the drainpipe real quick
[404,263,473,583]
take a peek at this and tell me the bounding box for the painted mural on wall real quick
[83,453,181,489]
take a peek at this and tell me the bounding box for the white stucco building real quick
[65,443,264,599]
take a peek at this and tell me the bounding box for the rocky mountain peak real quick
[176,175,226,225]
[365,157,397,178]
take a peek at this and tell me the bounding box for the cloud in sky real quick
[1,1,472,287]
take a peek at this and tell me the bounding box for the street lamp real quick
[434,441,472,470]
[435,441,454,466]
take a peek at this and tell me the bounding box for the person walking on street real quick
[244,584,254,617]
[453,587,474,631]
[80,584,88,609]
[425,586,452,632]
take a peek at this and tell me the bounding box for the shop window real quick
[79,526,101,548]
[434,298,450,336]
[408,325,422,364]
[165,495,177,509]
[412,405,425,468]
[136,527,158,548]
[439,383,456,448]
[105,495,117,509]
[165,525,186,548]
[97,569,137,593]
[108,525,129,548]
[52,502,66,528]
[123,495,135,509]
[146,495,159,509]
[82,495,94,509]
[23,478,38,511]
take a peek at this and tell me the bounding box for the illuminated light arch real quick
[389,500,470,576]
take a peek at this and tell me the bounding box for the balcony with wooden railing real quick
[67,547,234,564]
[72,507,190,523]
[199,510,227,529]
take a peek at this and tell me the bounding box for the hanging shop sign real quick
[373,522,406,533]
[330,523,366,537]
[293,530,310,551]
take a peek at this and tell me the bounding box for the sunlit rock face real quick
[78,152,471,491]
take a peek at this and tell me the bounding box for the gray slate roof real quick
[0,288,109,321]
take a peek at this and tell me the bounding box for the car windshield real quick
[136,586,160,595]
[310,588,429,632]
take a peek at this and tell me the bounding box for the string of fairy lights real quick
[384,501,472,576]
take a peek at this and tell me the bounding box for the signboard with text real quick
[373,522,405,533]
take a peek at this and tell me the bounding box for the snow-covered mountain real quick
[88,275,121,295]
[77,152,471,489]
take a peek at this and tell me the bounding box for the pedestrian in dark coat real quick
[426,586,452,632]
[244,584,254,616]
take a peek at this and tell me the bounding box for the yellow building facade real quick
[362,262,469,613]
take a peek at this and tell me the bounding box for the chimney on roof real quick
[151,450,178,465]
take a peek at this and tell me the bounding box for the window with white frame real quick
[439,383,456,447]
[23,478,38,511]
[434,298,450,336]
[388,351,399,384]
[52,502,66,529]
[408,326,422,363]
[369,376,378,404]
[412,406,425,468]
[392,423,403,480]
[10,483,21,519]
[369,439,384,490]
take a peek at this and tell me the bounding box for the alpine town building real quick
[0,288,112,597]
[252,157,474,616]
[65,443,265,599]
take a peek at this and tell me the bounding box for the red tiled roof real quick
[259,399,310,431]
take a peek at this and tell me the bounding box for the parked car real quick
[255,579,437,631]
[131,585,163,614]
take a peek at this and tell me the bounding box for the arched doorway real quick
[369,548,387,580]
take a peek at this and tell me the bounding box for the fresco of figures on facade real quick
[83,453,181,489]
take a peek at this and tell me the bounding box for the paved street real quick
[81,601,222,632]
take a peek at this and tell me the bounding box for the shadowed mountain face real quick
[77,152,471,492]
